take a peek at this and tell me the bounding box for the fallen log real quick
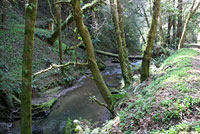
[67,42,142,60]
[95,50,142,60]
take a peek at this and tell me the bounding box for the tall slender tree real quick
[117,0,133,86]
[20,0,38,134]
[176,0,183,45]
[110,0,133,86]
[55,1,64,74]
[178,0,200,49]
[141,4,150,28]
[167,15,172,46]
[72,0,113,112]
[172,0,176,45]
[159,12,164,46]
[140,0,161,82]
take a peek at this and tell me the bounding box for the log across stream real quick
[9,60,141,134]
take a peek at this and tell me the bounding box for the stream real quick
[8,61,141,134]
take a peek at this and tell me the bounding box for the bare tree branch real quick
[33,62,88,77]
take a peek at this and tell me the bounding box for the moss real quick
[32,98,56,111]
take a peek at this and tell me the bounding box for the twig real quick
[13,95,21,104]
[90,96,109,109]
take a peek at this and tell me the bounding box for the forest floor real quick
[74,46,200,134]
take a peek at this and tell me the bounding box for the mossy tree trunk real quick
[72,0,113,111]
[117,0,133,85]
[176,0,183,46]
[140,0,161,82]
[20,0,38,134]
[110,0,133,86]
[55,2,64,74]
[178,0,200,49]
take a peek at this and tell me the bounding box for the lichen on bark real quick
[72,0,114,113]
[20,0,38,134]
[140,0,161,82]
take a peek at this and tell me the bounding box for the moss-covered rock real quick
[32,98,56,118]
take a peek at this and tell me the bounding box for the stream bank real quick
[7,60,141,134]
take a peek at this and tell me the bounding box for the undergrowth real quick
[0,8,87,103]
[119,48,200,133]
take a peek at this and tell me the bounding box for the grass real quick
[118,48,200,133]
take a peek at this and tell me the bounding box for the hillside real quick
[0,3,87,121]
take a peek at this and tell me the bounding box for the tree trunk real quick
[117,0,133,85]
[149,0,152,15]
[141,4,150,28]
[48,0,104,44]
[110,0,133,86]
[55,2,64,74]
[73,23,78,64]
[1,0,7,25]
[140,0,161,82]
[176,0,183,45]
[134,22,146,44]
[20,0,38,134]
[47,0,56,23]
[178,0,200,49]
[172,0,176,46]
[167,15,172,46]
[159,11,164,46]
[72,0,113,112]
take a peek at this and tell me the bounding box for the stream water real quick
[8,61,141,134]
